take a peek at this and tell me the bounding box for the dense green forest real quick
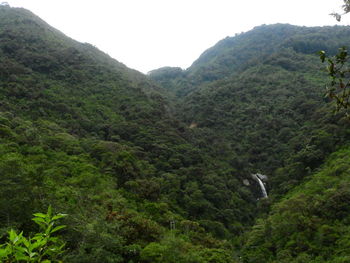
[1,4,350,263]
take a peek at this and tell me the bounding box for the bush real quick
[0,206,67,262]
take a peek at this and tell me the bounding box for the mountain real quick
[187,24,350,82]
[2,4,350,263]
[150,24,350,96]
[151,23,350,193]
[150,24,350,262]
[0,5,257,263]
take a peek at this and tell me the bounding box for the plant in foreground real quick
[0,206,67,262]
[320,47,350,117]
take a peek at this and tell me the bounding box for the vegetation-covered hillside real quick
[151,23,350,262]
[0,5,257,263]
[151,24,350,195]
[150,24,350,96]
[242,146,350,262]
[2,4,350,263]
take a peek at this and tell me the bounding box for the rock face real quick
[243,179,250,186]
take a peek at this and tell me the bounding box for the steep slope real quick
[150,23,350,262]
[3,5,350,262]
[0,6,170,140]
[151,24,350,194]
[150,24,350,96]
[187,24,350,83]
[0,6,263,262]
[180,50,338,174]
[242,146,350,262]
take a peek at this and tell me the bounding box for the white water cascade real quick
[251,173,268,198]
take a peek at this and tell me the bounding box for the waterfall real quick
[251,173,268,198]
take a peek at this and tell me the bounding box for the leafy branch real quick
[320,47,350,117]
[330,0,350,21]
[0,206,67,263]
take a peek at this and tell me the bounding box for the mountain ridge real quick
[2,5,350,263]
[0,6,258,262]
[150,23,350,97]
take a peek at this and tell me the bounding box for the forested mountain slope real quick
[187,24,350,82]
[150,24,350,94]
[2,4,350,263]
[151,24,350,195]
[242,146,350,262]
[151,24,350,262]
[0,6,258,262]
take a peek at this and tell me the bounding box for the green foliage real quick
[2,5,350,262]
[153,24,350,181]
[242,147,350,262]
[0,6,251,262]
[140,233,236,263]
[330,0,350,21]
[0,206,66,262]
[320,47,350,116]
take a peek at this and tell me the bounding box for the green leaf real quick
[22,237,30,248]
[29,251,37,258]
[0,248,10,258]
[29,240,42,250]
[8,229,17,242]
[47,205,53,218]
[52,213,68,221]
[51,225,66,234]
[33,213,47,218]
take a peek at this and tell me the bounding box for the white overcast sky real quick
[5,0,349,73]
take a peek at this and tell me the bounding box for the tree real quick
[318,1,350,117]
[331,0,350,21]
[319,47,350,116]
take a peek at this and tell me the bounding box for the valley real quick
[1,5,350,262]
